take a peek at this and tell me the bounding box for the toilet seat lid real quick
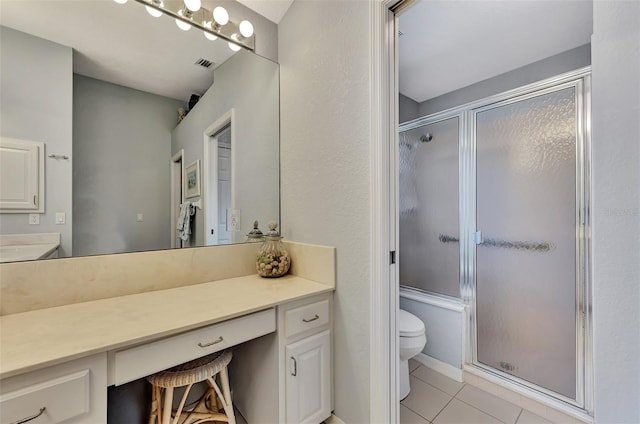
[399,309,425,337]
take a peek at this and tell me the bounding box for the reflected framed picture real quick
[185,160,201,199]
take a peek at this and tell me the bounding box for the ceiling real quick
[236,0,293,23]
[399,0,593,103]
[0,0,245,102]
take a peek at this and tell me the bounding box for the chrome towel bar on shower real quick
[438,234,551,252]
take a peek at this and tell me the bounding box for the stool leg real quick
[172,383,193,424]
[219,368,236,424]
[156,386,163,423]
[148,385,157,424]
[162,387,174,424]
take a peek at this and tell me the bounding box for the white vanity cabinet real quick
[280,294,333,424]
[0,353,107,424]
[285,330,331,424]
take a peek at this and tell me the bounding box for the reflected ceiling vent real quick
[398,30,404,37]
[194,58,214,68]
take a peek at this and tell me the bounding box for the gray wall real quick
[171,49,279,246]
[0,26,73,257]
[279,1,372,422]
[416,44,591,117]
[399,94,420,124]
[591,1,640,422]
[73,75,184,256]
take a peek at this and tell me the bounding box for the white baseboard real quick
[413,353,463,382]
[324,413,346,424]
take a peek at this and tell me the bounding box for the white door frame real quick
[170,149,184,248]
[370,0,401,422]
[203,109,235,246]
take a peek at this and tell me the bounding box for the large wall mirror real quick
[0,0,279,262]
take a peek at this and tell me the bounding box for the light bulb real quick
[239,20,254,38]
[183,0,201,12]
[203,22,218,41]
[228,34,241,52]
[213,6,229,26]
[145,1,163,18]
[175,10,192,31]
[113,0,128,4]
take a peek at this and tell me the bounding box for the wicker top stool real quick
[147,350,236,424]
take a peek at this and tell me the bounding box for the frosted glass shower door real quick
[399,117,460,298]
[474,86,578,400]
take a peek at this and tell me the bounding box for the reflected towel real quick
[177,202,193,241]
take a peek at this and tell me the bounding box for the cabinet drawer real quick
[112,308,276,385]
[0,370,90,424]
[285,299,329,338]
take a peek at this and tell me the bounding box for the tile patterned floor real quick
[400,360,570,424]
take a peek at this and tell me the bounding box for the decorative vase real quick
[245,220,265,243]
[256,221,290,278]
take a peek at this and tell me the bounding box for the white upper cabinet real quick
[0,137,44,212]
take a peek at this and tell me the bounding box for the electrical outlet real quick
[29,214,40,225]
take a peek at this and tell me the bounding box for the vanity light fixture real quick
[203,21,218,41]
[113,0,255,51]
[145,0,164,18]
[228,34,241,52]
[239,20,254,38]
[212,6,229,26]
[175,9,193,31]
[183,0,201,12]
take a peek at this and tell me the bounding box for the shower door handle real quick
[438,232,552,252]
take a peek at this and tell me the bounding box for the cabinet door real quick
[286,330,331,424]
[0,137,43,211]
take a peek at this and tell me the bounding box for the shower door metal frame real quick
[399,67,593,413]
[461,68,593,413]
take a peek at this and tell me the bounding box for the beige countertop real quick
[0,243,59,263]
[0,233,61,263]
[0,274,333,380]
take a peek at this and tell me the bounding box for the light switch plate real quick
[228,209,241,232]
[137,213,144,222]
[55,212,66,224]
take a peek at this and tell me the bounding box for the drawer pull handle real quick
[198,336,224,348]
[12,407,46,424]
[291,356,297,376]
[302,314,320,323]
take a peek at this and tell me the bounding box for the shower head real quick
[420,133,433,143]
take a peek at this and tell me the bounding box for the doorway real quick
[213,124,232,245]
[170,149,184,249]
[370,0,594,421]
[203,109,234,246]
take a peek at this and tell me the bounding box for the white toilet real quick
[399,309,427,400]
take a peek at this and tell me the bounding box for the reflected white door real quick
[217,145,231,244]
[206,124,232,245]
